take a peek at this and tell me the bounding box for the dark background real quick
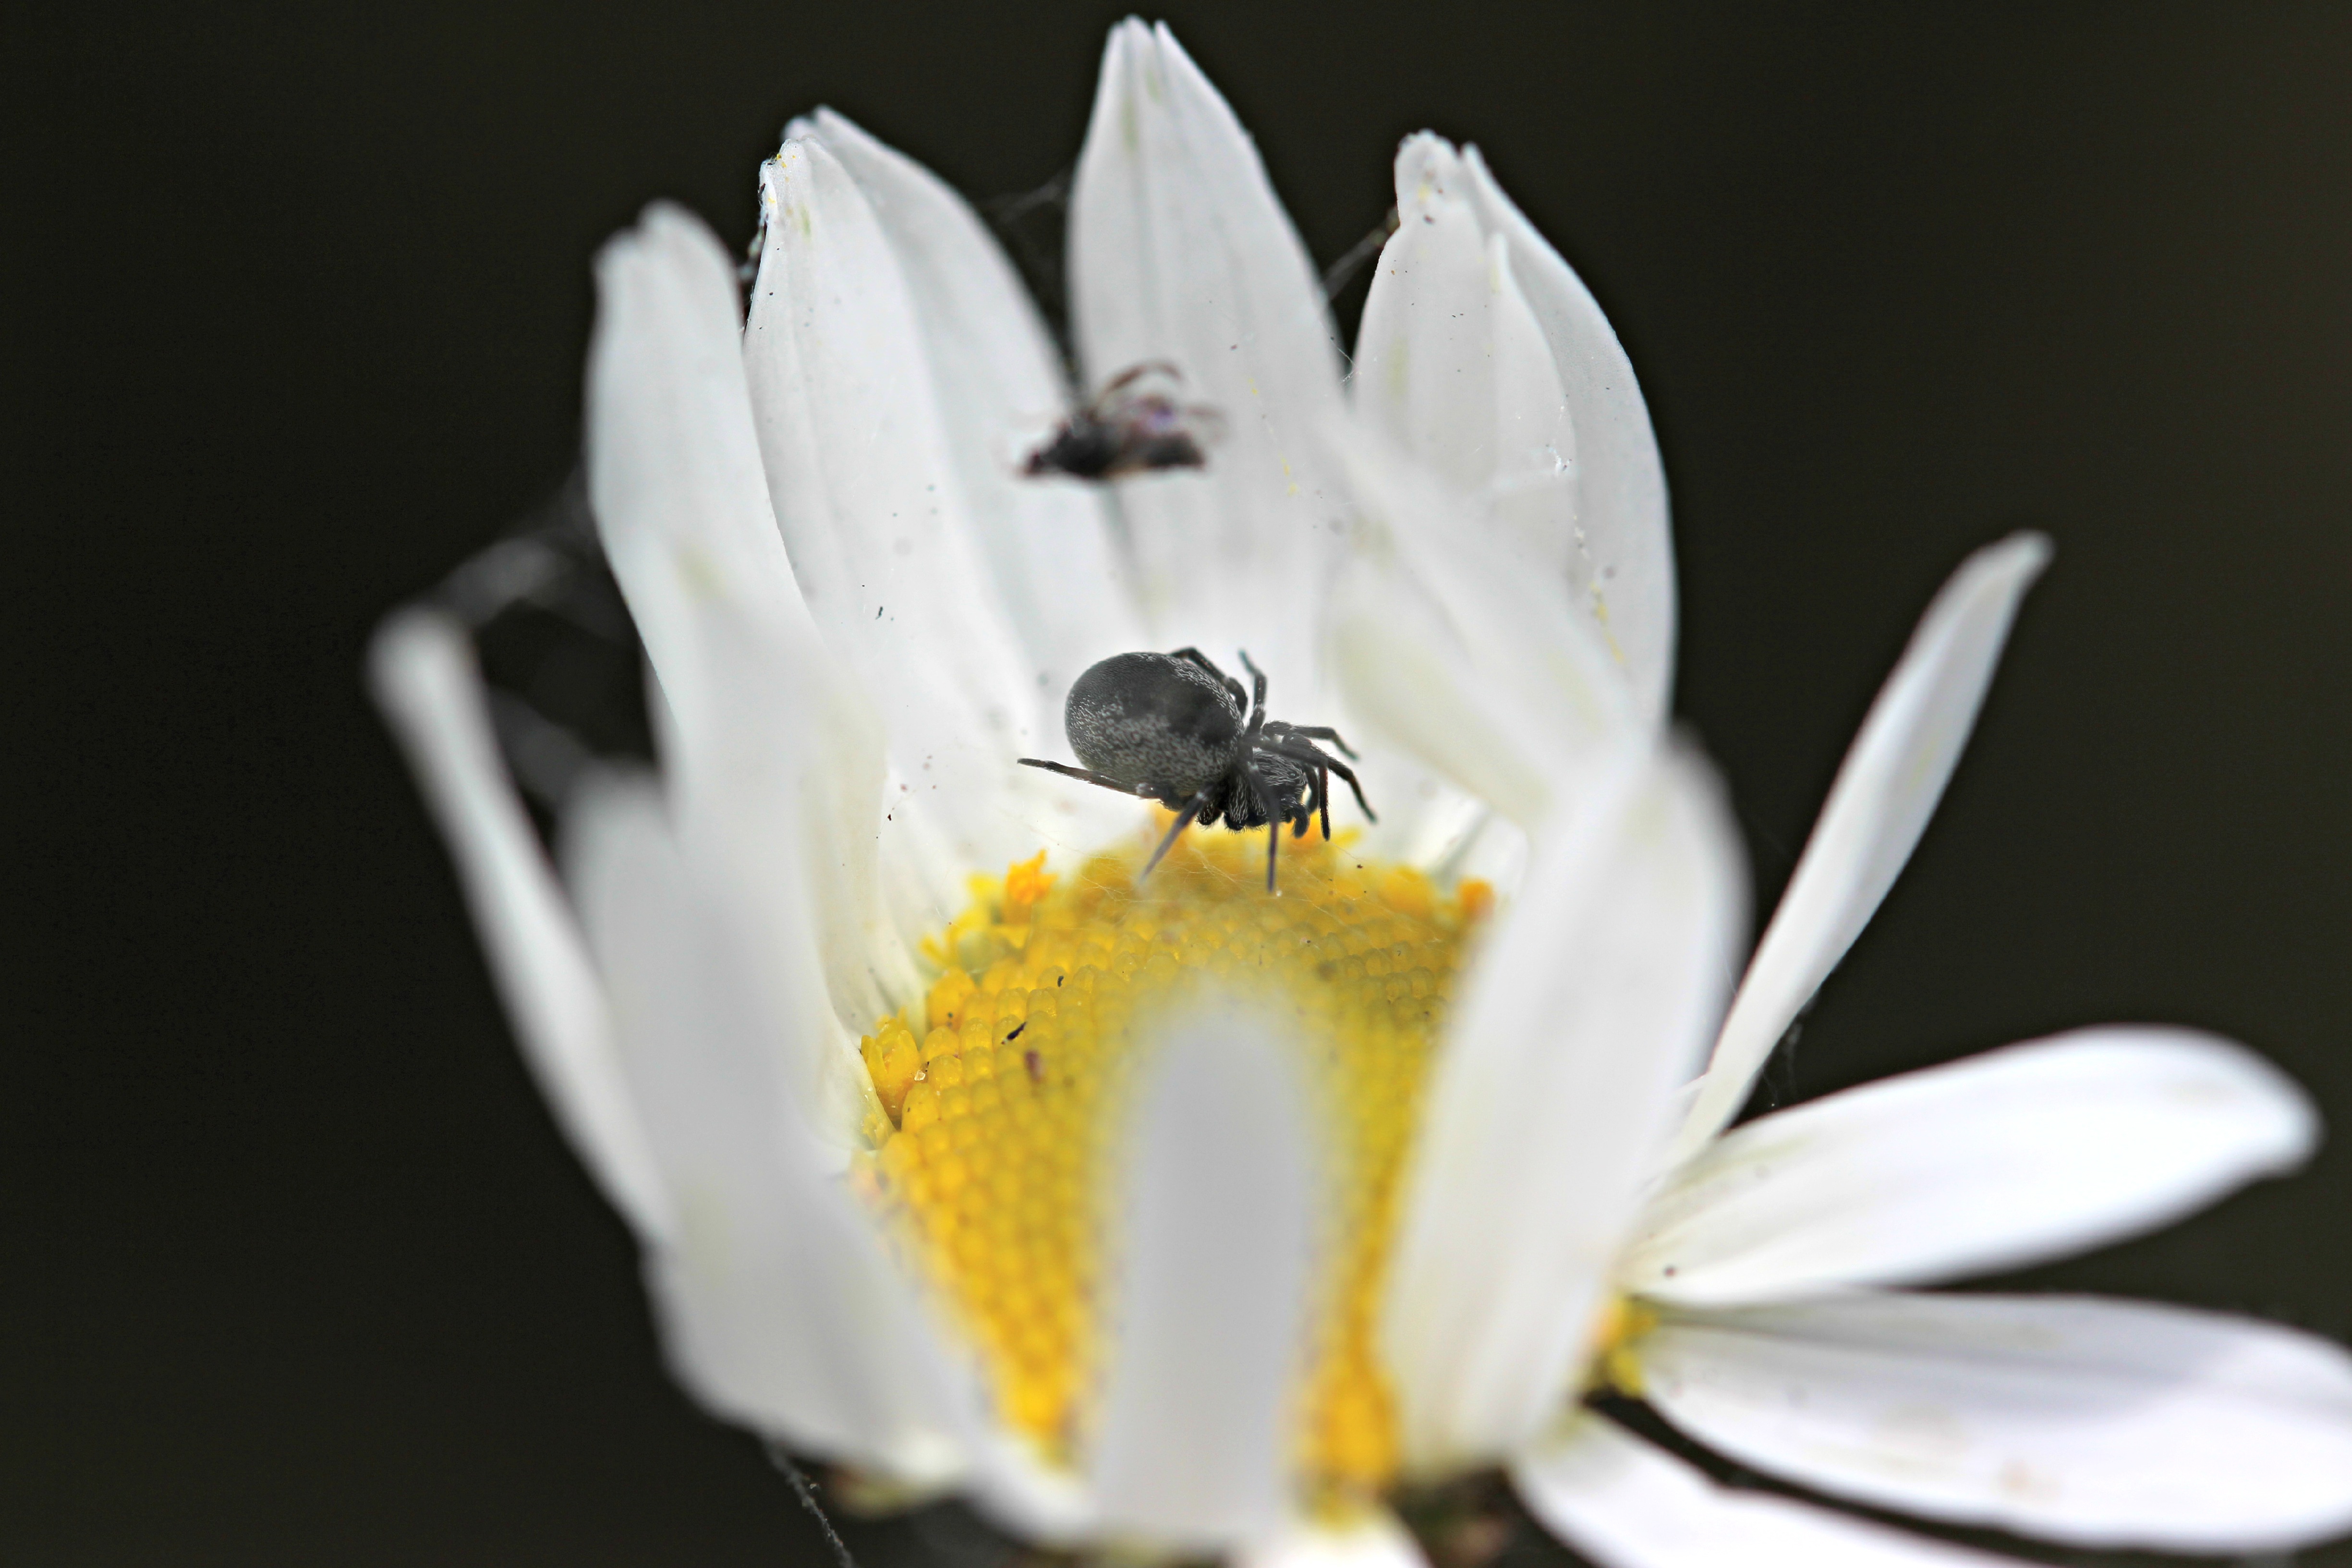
[14,3,2352,1564]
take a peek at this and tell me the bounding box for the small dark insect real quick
[1021,362,1224,481]
[1018,648,1374,893]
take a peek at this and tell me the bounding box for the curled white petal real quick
[1625,1027,2319,1305]
[1642,1292,2352,1552]
[1357,132,1677,726]
[1668,533,2050,1164]
[1069,19,1346,700]
[1459,144,1675,725]
[1513,1412,2011,1568]
[1356,135,1575,571]
[367,609,671,1242]
[1381,744,1746,1473]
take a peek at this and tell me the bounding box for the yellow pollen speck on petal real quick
[858,830,1491,1499]
[1587,583,1628,669]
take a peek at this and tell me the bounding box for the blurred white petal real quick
[1381,746,1746,1472]
[1626,1028,2318,1305]
[665,599,917,1147]
[1669,533,2050,1164]
[1513,1412,2009,1568]
[1237,1511,1430,1568]
[1325,550,1552,833]
[1323,425,1635,831]
[1460,145,1675,724]
[1644,1293,2352,1552]
[567,776,973,1479]
[1087,1008,1315,1547]
[584,204,817,730]
[1069,20,1346,697]
[586,203,916,1042]
[368,610,671,1242]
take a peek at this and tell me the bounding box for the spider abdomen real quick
[1065,652,1240,800]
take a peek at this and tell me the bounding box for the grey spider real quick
[1018,648,1374,892]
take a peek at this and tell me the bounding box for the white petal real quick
[585,204,918,1037]
[1068,20,1347,699]
[1642,1292,2352,1551]
[1356,139,1588,614]
[367,610,671,1242]
[1625,1028,2318,1305]
[1323,423,1636,831]
[1380,745,1746,1473]
[1356,140,1550,511]
[1374,773,1525,889]
[1460,145,1675,725]
[747,138,1088,894]
[1513,1412,2011,1568]
[1087,1006,1314,1548]
[1667,534,2050,1165]
[1236,1511,1429,1568]
[659,598,908,1148]
[787,110,1149,760]
[585,204,819,726]
[961,1444,1095,1550]
[1324,551,1554,833]
[566,776,973,1483]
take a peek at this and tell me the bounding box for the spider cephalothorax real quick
[1018,648,1374,891]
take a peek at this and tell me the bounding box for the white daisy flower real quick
[370,19,2352,1567]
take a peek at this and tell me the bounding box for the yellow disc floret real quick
[856,827,1492,1503]
[1581,1295,1660,1398]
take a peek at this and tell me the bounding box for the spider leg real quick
[1100,360,1182,396]
[1318,763,1332,841]
[1018,758,1159,800]
[1237,758,1287,893]
[1090,363,1179,437]
[1270,723,1359,761]
[1237,649,1269,735]
[1169,647,1247,712]
[1260,739,1376,823]
[1137,787,1215,884]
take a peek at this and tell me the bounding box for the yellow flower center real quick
[854,827,1492,1502]
[1582,1296,1659,1398]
